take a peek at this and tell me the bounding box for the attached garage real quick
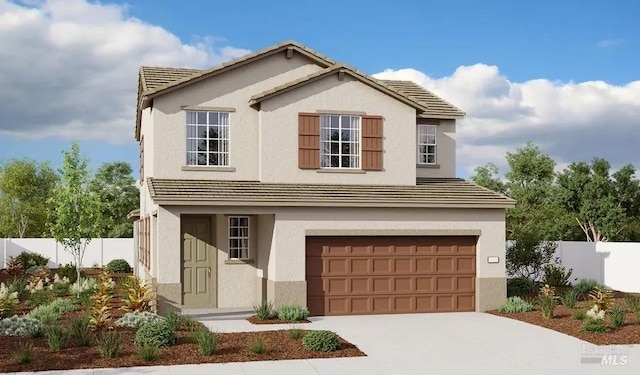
[306,236,477,316]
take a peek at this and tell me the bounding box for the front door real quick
[181,216,216,307]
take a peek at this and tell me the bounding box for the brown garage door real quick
[306,236,476,316]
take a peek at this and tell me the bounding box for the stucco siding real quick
[416,119,456,178]
[259,75,417,185]
[150,53,323,181]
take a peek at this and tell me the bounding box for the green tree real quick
[48,143,100,287]
[612,165,640,241]
[89,162,139,238]
[471,162,505,194]
[0,159,58,237]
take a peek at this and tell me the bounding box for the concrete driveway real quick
[9,313,639,375]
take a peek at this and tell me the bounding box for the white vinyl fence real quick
[1,238,135,270]
[553,241,640,293]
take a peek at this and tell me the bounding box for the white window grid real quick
[228,216,250,259]
[186,111,230,166]
[417,124,437,164]
[320,115,361,169]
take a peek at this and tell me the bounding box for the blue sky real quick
[0,0,638,177]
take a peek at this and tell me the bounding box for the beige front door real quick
[181,216,216,307]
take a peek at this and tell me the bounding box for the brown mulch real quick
[247,315,311,325]
[489,298,640,345]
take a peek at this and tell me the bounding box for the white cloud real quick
[374,66,640,176]
[0,0,250,143]
[597,39,625,48]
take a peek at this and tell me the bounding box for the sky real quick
[0,0,638,178]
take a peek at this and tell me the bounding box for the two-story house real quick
[134,41,514,316]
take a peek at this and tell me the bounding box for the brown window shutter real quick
[362,116,383,171]
[298,113,321,169]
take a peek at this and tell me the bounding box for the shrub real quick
[134,321,177,348]
[625,295,640,323]
[506,230,556,281]
[164,311,192,332]
[499,297,534,313]
[29,298,76,323]
[191,327,217,355]
[5,256,24,277]
[15,252,49,271]
[589,286,613,311]
[537,284,557,319]
[253,300,276,320]
[277,304,309,321]
[51,281,70,297]
[121,276,154,312]
[0,282,19,318]
[57,263,85,284]
[7,276,29,301]
[289,328,305,340]
[586,305,606,321]
[507,277,535,297]
[26,289,55,307]
[138,345,161,361]
[89,269,114,330]
[71,277,98,296]
[542,264,573,287]
[116,311,164,329]
[46,325,68,351]
[573,310,587,321]
[559,289,579,309]
[106,259,131,274]
[96,330,122,358]
[574,279,602,298]
[14,341,35,364]
[0,316,45,337]
[609,306,626,328]
[581,319,609,333]
[69,315,92,346]
[302,330,341,352]
[249,337,267,354]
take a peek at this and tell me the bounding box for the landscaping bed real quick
[247,315,311,325]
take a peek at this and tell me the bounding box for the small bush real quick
[253,300,276,320]
[191,327,217,355]
[14,341,35,364]
[89,269,114,330]
[302,330,341,352]
[96,330,122,358]
[29,298,76,323]
[581,319,609,333]
[69,315,92,346]
[164,311,192,332]
[542,264,572,287]
[249,337,267,354]
[625,295,640,323]
[26,289,55,307]
[15,252,49,271]
[46,325,68,351]
[57,263,86,284]
[277,304,310,321]
[499,297,534,313]
[116,311,164,329]
[289,328,305,340]
[138,345,161,361]
[559,289,579,309]
[7,277,29,301]
[537,284,557,319]
[507,277,535,297]
[51,282,70,297]
[120,275,154,312]
[106,259,131,274]
[71,277,98,296]
[574,279,602,298]
[0,282,19,318]
[589,286,614,311]
[134,321,177,347]
[573,310,587,321]
[0,316,45,337]
[609,306,626,328]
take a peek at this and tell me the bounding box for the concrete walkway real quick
[7,313,640,375]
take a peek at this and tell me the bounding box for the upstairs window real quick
[417,124,437,165]
[320,114,361,169]
[186,111,230,166]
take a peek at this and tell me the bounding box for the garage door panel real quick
[306,236,477,316]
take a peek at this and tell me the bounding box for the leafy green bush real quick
[302,330,341,352]
[191,327,217,355]
[253,300,276,320]
[277,304,310,321]
[289,328,305,340]
[106,259,131,274]
[542,264,573,287]
[46,325,68,351]
[26,289,55,307]
[609,306,626,328]
[14,341,35,364]
[0,316,45,337]
[581,319,609,333]
[573,279,602,298]
[573,310,587,321]
[97,330,122,358]
[138,345,161,361]
[51,282,70,297]
[559,289,579,309]
[164,311,191,332]
[507,277,535,297]
[249,337,267,354]
[0,282,19,318]
[499,297,534,313]
[134,321,177,347]
[69,315,92,346]
[7,277,29,301]
[28,298,76,323]
[625,295,640,323]
[57,263,86,284]
[15,252,49,271]
[116,311,164,329]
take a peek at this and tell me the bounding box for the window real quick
[186,111,229,166]
[320,115,361,168]
[228,216,250,259]
[417,124,437,164]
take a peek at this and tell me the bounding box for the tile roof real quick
[380,80,465,118]
[139,67,201,92]
[147,178,515,208]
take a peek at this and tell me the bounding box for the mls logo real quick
[601,355,628,366]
